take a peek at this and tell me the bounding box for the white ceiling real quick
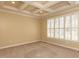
[0,1,79,18]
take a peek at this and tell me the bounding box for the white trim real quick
[0,40,39,50]
[24,1,53,13]
[0,8,36,18]
[1,40,79,52]
[42,40,79,52]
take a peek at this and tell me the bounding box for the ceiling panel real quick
[35,10,48,15]
[23,4,39,12]
[0,1,78,17]
[49,1,70,10]
[4,1,24,9]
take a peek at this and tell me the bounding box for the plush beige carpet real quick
[0,41,79,58]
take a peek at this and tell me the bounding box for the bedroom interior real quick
[0,1,79,58]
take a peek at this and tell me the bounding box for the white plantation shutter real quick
[55,18,59,28]
[55,29,60,38]
[47,12,79,41]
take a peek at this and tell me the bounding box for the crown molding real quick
[45,4,79,19]
[0,8,39,19]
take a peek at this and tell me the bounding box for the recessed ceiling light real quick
[11,1,15,4]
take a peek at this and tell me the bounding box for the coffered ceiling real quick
[0,1,79,18]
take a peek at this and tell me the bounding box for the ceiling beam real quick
[2,5,39,16]
[68,1,79,5]
[33,9,40,13]
[19,3,28,10]
[20,9,40,16]
[0,8,36,18]
[44,1,59,8]
[2,5,18,11]
[23,1,54,13]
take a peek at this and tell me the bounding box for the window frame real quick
[47,12,79,42]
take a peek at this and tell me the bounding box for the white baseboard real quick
[42,40,79,52]
[0,40,39,50]
[1,39,79,52]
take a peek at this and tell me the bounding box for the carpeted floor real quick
[0,41,79,58]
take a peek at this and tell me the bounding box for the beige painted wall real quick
[41,15,79,51]
[0,11,40,48]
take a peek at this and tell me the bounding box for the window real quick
[55,18,59,28]
[65,15,71,40]
[72,29,78,41]
[51,29,54,38]
[51,20,54,28]
[47,20,51,37]
[72,14,78,28]
[60,16,64,28]
[65,16,71,28]
[55,29,60,38]
[55,17,60,38]
[47,12,79,41]
[65,28,71,40]
[60,29,64,39]
[71,14,79,41]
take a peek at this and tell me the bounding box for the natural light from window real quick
[47,13,79,41]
